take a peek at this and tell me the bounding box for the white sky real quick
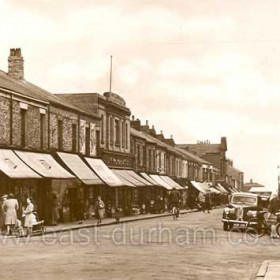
[0,0,280,190]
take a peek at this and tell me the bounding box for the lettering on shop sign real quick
[103,155,132,168]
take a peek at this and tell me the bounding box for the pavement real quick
[256,260,280,280]
[45,208,199,234]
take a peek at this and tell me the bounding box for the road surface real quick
[0,208,279,280]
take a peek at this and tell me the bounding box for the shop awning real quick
[191,181,208,194]
[14,151,75,179]
[126,171,153,186]
[149,175,173,190]
[84,158,123,187]
[56,152,103,185]
[140,173,160,186]
[111,170,136,187]
[206,182,221,194]
[0,149,41,179]
[113,170,144,187]
[209,187,221,194]
[216,183,229,194]
[160,176,184,190]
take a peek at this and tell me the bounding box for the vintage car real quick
[221,192,268,231]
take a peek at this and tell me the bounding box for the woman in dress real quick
[0,195,8,233]
[23,198,34,236]
[2,193,18,235]
[94,196,105,224]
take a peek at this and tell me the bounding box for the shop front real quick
[0,149,42,219]
[112,169,154,214]
[99,149,137,214]
[84,157,127,217]
[14,150,75,224]
[56,152,105,221]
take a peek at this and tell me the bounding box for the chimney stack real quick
[8,48,24,79]
[146,120,148,126]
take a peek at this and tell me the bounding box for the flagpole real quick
[109,55,113,93]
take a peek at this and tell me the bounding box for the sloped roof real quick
[174,147,212,165]
[131,128,212,165]
[177,143,221,157]
[130,128,157,144]
[227,164,243,176]
[244,181,264,188]
[0,70,98,118]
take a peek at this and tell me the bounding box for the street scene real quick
[1,0,280,279]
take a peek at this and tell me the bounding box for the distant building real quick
[177,137,244,189]
[249,186,271,197]
[243,179,265,192]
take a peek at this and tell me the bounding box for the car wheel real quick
[223,222,229,231]
[246,218,266,238]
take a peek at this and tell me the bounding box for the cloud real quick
[0,0,280,189]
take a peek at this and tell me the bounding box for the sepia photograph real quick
[0,0,279,279]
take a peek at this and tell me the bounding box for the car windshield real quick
[231,196,257,205]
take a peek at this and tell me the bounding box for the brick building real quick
[0,49,102,223]
[177,137,243,190]
[0,48,242,222]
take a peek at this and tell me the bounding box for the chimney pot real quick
[8,48,24,79]
[171,135,173,139]
[146,120,148,126]
[160,130,163,134]
[132,115,135,121]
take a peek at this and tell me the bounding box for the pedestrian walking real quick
[114,207,121,224]
[169,187,180,218]
[0,194,8,233]
[23,197,34,236]
[2,193,19,235]
[76,198,85,224]
[266,192,279,239]
[50,193,60,226]
[205,190,212,214]
[94,196,105,224]
[198,192,206,213]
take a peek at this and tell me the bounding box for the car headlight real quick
[224,208,230,214]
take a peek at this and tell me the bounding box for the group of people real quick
[1,194,34,236]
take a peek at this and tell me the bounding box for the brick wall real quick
[0,95,10,145]
[49,106,78,151]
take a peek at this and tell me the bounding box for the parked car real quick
[221,192,268,231]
